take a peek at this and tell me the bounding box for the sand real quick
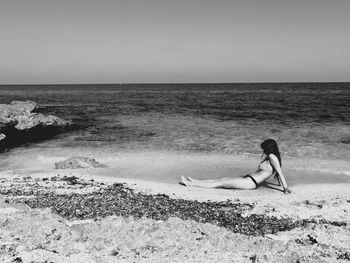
[0,165,349,263]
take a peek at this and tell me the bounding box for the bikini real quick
[243,174,259,188]
[244,158,275,189]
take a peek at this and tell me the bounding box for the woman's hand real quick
[283,188,292,194]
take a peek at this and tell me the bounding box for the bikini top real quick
[258,158,275,174]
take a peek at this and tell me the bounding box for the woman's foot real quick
[180,175,191,186]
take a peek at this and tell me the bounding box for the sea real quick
[0,83,349,184]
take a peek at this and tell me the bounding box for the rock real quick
[55,157,106,169]
[341,137,350,144]
[0,100,71,149]
[9,100,38,112]
[15,113,68,130]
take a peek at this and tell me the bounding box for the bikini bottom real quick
[243,175,259,189]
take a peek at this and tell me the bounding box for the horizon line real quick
[0,81,349,86]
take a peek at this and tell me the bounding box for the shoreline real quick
[1,149,349,186]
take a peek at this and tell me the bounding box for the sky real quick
[0,0,349,84]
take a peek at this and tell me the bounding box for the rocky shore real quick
[0,101,71,150]
[0,173,349,262]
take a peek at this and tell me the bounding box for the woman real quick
[180,139,291,194]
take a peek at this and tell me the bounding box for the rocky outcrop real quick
[0,101,71,150]
[55,157,106,169]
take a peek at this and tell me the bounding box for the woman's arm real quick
[269,154,291,193]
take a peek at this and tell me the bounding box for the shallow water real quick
[0,83,349,181]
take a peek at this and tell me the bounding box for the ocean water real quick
[0,83,349,181]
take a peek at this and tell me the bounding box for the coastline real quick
[1,149,349,184]
[1,166,349,262]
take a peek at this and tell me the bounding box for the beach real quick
[0,153,349,262]
[0,84,349,262]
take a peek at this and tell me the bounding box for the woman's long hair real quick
[260,139,282,167]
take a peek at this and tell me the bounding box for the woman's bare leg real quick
[181,176,255,190]
[188,176,229,182]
